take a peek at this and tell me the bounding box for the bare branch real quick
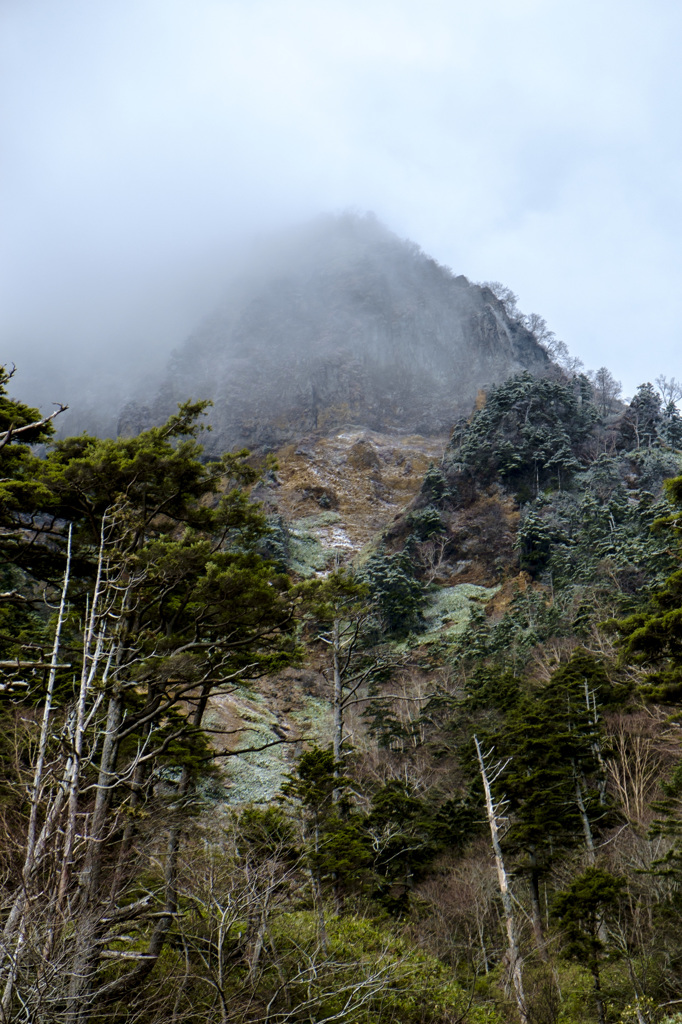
[0,403,68,450]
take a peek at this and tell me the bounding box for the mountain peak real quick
[119,214,551,451]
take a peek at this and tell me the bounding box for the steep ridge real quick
[119,213,551,452]
[116,214,556,801]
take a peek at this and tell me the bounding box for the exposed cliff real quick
[119,213,551,452]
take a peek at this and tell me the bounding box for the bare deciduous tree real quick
[591,366,623,417]
[655,374,682,408]
[480,281,520,319]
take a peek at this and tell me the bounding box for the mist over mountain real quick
[119,213,552,452]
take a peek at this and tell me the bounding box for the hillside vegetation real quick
[2,359,682,1024]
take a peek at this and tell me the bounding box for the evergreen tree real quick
[281,747,371,920]
[619,382,663,450]
[367,780,439,915]
[610,473,682,702]
[0,394,298,1019]
[554,867,626,1024]
[0,364,66,522]
[660,399,682,450]
[486,654,613,955]
[609,472,682,991]
[360,548,425,637]
[516,507,553,576]
[448,371,596,497]
[498,693,583,955]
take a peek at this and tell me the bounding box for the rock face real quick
[256,427,447,554]
[116,213,555,800]
[119,213,551,453]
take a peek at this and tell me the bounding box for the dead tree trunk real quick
[0,527,73,1020]
[332,618,343,764]
[474,736,528,1024]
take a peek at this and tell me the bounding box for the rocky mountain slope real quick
[209,419,517,803]
[119,213,551,452]
[5,332,682,1023]
[202,425,442,798]
[212,373,682,809]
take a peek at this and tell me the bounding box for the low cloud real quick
[2,0,681,408]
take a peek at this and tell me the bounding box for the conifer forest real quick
[3,353,682,1024]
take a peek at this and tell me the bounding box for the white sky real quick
[2,0,681,405]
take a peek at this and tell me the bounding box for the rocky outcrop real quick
[119,213,552,453]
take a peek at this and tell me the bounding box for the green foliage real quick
[660,399,682,449]
[420,462,448,503]
[547,649,620,708]
[360,549,425,637]
[516,507,553,575]
[2,399,268,594]
[405,505,445,540]
[0,365,61,522]
[281,745,343,814]
[4,398,296,677]
[236,804,298,860]
[281,751,477,915]
[628,447,682,492]
[449,371,596,494]
[520,469,679,597]
[7,356,682,1023]
[367,780,440,913]
[554,866,626,968]
[361,689,413,748]
[608,473,682,702]
[618,383,662,450]
[466,653,616,908]
[655,472,682,531]
[450,586,565,671]
[500,694,584,863]
[0,384,304,1013]
[300,566,371,626]
[260,912,504,1024]
[553,868,628,1024]
[34,399,221,523]
[282,746,374,896]
[652,758,682,842]
[465,666,523,713]
[257,512,291,570]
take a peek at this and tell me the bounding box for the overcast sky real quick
[2,0,681,407]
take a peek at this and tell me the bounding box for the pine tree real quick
[609,473,682,703]
[360,548,425,637]
[366,780,439,915]
[448,371,597,497]
[499,693,582,956]
[554,867,626,1024]
[281,747,371,928]
[0,394,298,1020]
[660,400,682,450]
[476,654,609,959]
[0,364,66,522]
[619,383,663,450]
